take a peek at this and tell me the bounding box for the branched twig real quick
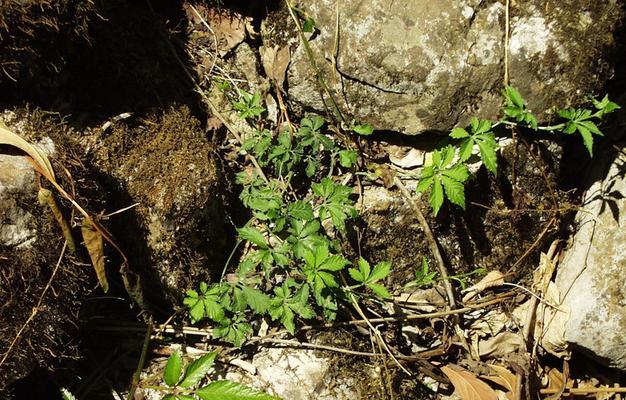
[504,0,510,87]
[346,288,411,375]
[393,177,456,309]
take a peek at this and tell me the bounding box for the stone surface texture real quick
[0,117,56,248]
[0,111,92,390]
[551,145,626,370]
[223,347,364,400]
[283,0,622,134]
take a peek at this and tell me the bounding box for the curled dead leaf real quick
[82,218,108,293]
[481,365,519,400]
[387,146,425,168]
[261,45,290,88]
[478,332,524,359]
[462,270,504,302]
[0,123,55,181]
[441,364,499,400]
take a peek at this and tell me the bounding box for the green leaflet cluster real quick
[417,86,620,215]
[158,351,278,400]
[183,89,392,345]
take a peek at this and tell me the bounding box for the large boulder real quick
[283,0,622,134]
[549,144,626,370]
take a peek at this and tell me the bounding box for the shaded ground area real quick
[0,0,625,399]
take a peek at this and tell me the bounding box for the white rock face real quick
[223,347,368,399]
[0,114,56,248]
[550,146,626,370]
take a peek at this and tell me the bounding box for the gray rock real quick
[0,115,55,248]
[283,0,622,134]
[554,146,626,370]
[222,347,368,400]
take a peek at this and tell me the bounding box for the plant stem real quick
[127,316,152,400]
[494,119,565,132]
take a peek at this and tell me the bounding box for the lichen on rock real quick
[281,0,622,134]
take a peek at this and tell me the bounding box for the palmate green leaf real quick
[320,255,349,272]
[591,94,620,116]
[238,227,268,249]
[430,177,444,216]
[352,123,374,136]
[164,350,183,387]
[213,320,252,347]
[450,119,497,173]
[557,107,607,156]
[60,388,77,400]
[369,261,391,282]
[338,150,358,168]
[348,267,365,282]
[241,285,270,314]
[196,380,279,400]
[578,124,594,157]
[184,284,226,324]
[269,282,315,334]
[441,164,469,184]
[162,395,177,400]
[367,282,391,299]
[180,353,217,388]
[476,137,498,174]
[441,175,466,209]
[287,201,314,221]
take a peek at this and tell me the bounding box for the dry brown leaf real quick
[387,146,425,168]
[207,9,246,56]
[544,367,568,400]
[82,217,108,292]
[0,123,55,181]
[478,332,524,359]
[38,188,76,254]
[481,365,518,400]
[533,252,556,293]
[462,270,505,302]
[441,365,499,400]
[261,45,290,88]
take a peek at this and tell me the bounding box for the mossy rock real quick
[85,105,228,308]
[0,0,94,84]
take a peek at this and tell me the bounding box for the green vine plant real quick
[183,84,390,346]
[142,351,277,400]
[417,86,620,215]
